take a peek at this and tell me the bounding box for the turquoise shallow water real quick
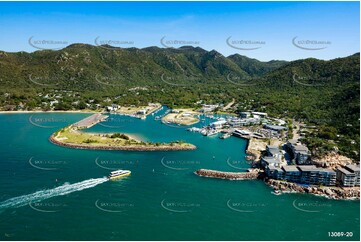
[0,108,359,241]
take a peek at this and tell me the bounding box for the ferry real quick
[108,170,131,180]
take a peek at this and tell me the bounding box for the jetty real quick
[195,169,260,180]
[73,113,108,129]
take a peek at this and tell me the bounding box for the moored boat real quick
[220,133,231,139]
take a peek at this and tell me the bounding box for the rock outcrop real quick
[266,179,360,200]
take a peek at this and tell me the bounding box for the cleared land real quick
[116,103,161,116]
[162,109,200,125]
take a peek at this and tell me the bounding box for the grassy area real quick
[55,126,194,147]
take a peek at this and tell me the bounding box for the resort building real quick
[200,104,218,113]
[336,164,360,187]
[266,167,284,180]
[263,124,287,133]
[261,156,282,168]
[266,145,283,161]
[240,112,251,119]
[297,165,336,186]
[282,165,301,183]
[286,140,311,164]
[232,129,251,138]
[266,165,336,186]
[251,111,268,118]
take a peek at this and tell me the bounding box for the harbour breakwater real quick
[195,169,260,180]
[267,179,360,200]
[49,134,197,151]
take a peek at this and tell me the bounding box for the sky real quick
[0,1,359,61]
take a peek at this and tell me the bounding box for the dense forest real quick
[0,44,359,160]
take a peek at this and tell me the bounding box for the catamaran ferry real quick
[108,170,131,180]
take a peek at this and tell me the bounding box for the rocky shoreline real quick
[49,134,197,151]
[245,138,267,161]
[195,169,260,180]
[266,179,360,200]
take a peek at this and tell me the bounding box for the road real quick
[223,98,235,111]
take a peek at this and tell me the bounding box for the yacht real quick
[220,133,231,139]
[108,170,131,180]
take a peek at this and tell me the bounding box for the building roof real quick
[282,165,300,172]
[210,120,227,126]
[297,165,335,173]
[264,124,287,131]
[318,169,336,174]
[297,165,318,172]
[251,111,268,116]
[234,129,251,135]
[337,167,354,176]
[293,145,309,152]
[262,156,281,164]
[345,164,360,172]
[268,167,284,172]
[287,139,299,145]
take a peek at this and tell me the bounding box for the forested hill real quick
[0,45,359,159]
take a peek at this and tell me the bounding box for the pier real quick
[73,113,108,129]
[195,169,260,180]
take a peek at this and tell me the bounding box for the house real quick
[106,104,119,112]
[337,164,360,187]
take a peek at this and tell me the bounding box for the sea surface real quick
[0,107,359,241]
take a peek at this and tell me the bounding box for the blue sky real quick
[0,1,359,61]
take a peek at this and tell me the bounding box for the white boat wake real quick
[0,178,108,210]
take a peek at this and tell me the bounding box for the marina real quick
[0,111,359,241]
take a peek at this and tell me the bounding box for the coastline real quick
[266,179,360,200]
